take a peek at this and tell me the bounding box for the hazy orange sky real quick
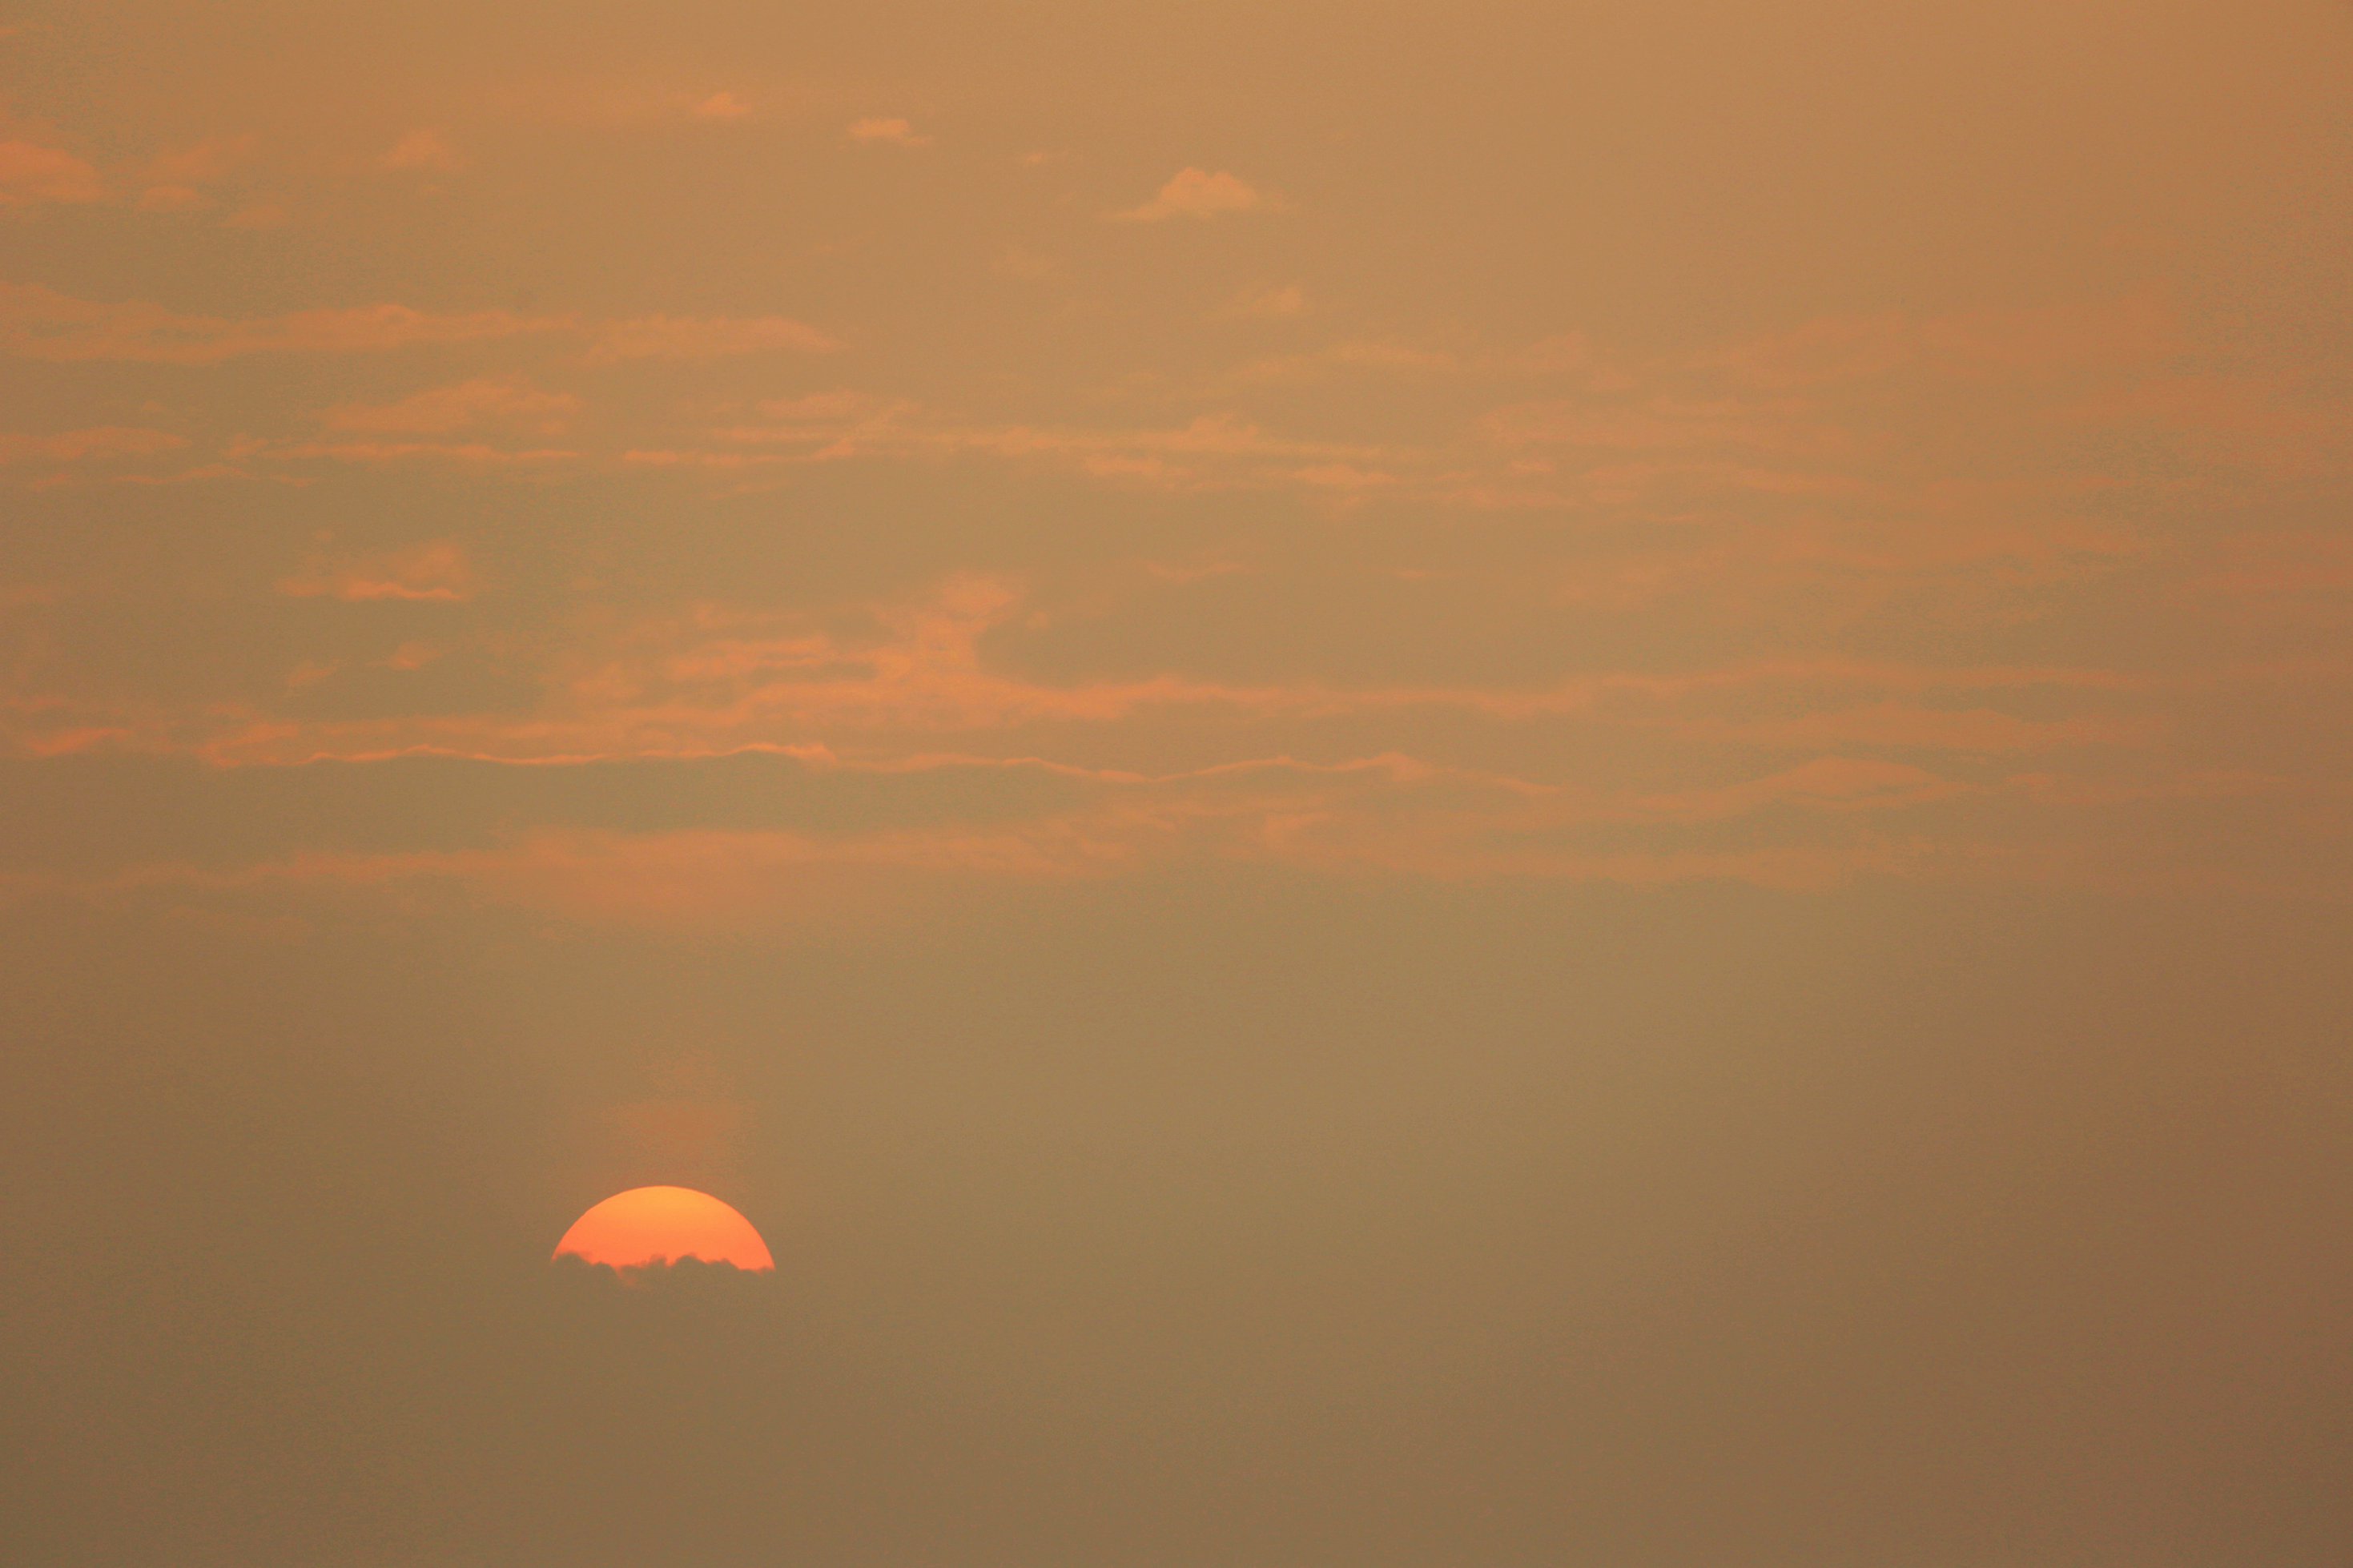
[3,3,2350,1564]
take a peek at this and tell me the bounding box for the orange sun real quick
[552,1185,774,1272]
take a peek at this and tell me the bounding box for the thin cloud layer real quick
[276,541,477,602]
[0,281,563,363]
[588,314,836,361]
[321,377,581,435]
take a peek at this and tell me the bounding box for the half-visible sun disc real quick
[552,1185,774,1271]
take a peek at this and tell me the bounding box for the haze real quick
[2,4,2349,1565]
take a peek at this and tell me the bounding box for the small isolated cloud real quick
[0,140,105,206]
[380,129,459,173]
[278,540,476,602]
[847,117,931,147]
[1221,283,1307,320]
[589,314,835,362]
[1114,167,1276,223]
[322,376,581,436]
[693,92,753,122]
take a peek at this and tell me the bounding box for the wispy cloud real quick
[0,426,187,464]
[0,281,564,363]
[0,280,844,372]
[321,376,581,436]
[587,314,835,362]
[277,541,477,602]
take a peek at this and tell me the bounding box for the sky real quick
[2,2,2350,1563]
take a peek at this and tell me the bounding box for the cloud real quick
[1633,758,1966,822]
[1685,702,2158,755]
[1220,283,1307,320]
[1233,339,1458,385]
[1114,167,1277,222]
[693,92,753,122]
[0,427,188,464]
[0,282,835,371]
[380,129,459,172]
[321,376,581,436]
[0,140,105,205]
[219,200,290,230]
[147,135,255,186]
[847,117,930,147]
[257,439,577,467]
[5,742,1997,928]
[0,281,566,363]
[135,135,256,211]
[1714,291,2180,390]
[703,408,1394,485]
[276,541,477,602]
[588,314,836,362]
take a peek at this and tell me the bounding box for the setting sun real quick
[553,1185,774,1272]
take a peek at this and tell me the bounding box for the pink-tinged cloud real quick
[1115,167,1276,222]
[0,426,188,464]
[0,140,105,205]
[0,281,567,363]
[847,117,930,147]
[587,314,836,362]
[380,129,458,172]
[277,541,477,602]
[321,376,581,436]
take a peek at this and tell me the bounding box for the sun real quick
[552,1185,774,1272]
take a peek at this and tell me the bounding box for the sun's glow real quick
[552,1184,774,1271]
